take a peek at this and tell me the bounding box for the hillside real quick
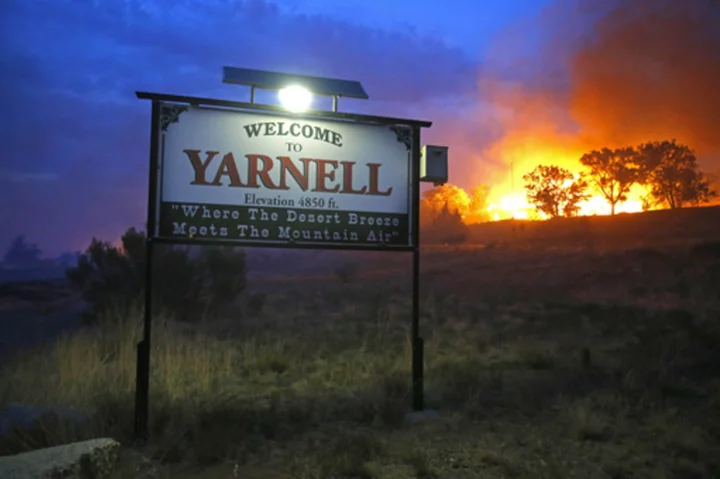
[465,206,720,249]
[2,205,720,477]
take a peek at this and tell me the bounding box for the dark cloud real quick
[1,0,478,102]
[0,0,481,255]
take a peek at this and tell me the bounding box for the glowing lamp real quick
[222,66,369,112]
[277,85,313,112]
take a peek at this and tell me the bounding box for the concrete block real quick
[0,438,120,479]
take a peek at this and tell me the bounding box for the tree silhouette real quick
[580,147,640,215]
[420,183,491,225]
[2,235,42,267]
[422,184,470,216]
[430,204,470,244]
[66,227,247,323]
[523,165,590,218]
[636,140,716,209]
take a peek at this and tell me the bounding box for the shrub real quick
[421,205,470,245]
[66,227,246,323]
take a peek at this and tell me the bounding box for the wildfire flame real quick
[425,143,654,225]
[438,0,720,225]
[487,184,649,223]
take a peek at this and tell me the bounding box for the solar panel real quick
[222,66,369,100]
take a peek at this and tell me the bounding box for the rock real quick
[0,437,120,479]
[404,409,441,425]
[0,403,88,437]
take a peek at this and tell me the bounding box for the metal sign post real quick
[133,68,447,440]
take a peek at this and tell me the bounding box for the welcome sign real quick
[155,103,414,247]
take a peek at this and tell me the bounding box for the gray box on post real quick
[420,145,449,185]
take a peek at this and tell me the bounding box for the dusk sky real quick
[2,0,718,257]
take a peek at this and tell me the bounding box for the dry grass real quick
[2,224,720,477]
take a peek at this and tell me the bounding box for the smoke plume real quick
[570,0,720,155]
[475,0,720,195]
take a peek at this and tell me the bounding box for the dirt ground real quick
[3,207,720,478]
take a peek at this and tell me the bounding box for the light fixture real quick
[222,66,369,112]
[277,84,313,112]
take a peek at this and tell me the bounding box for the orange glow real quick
[487,193,535,220]
[474,128,656,222]
[487,182,649,222]
[421,184,492,225]
[462,0,720,225]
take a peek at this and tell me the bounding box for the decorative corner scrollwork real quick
[390,125,412,151]
[160,104,188,132]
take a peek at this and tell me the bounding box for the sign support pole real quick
[410,126,424,411]
[132,91,438,436]
[134,100,160,443]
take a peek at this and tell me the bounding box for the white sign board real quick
[155,103,414,247]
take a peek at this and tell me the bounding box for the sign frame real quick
[149,98,420,251]
[133,91,432,441]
